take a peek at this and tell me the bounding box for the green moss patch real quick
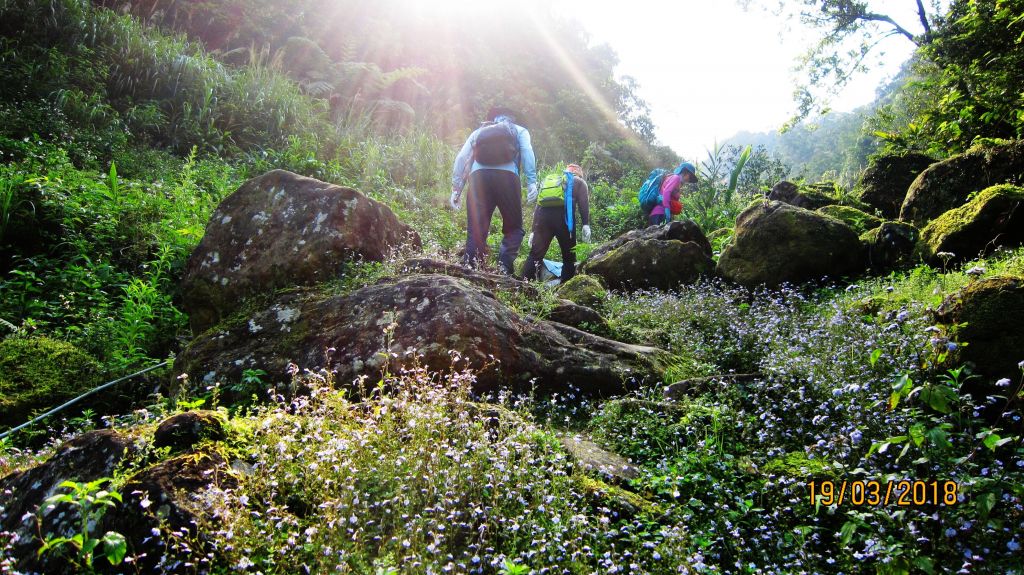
[0,337,102,427]
[817,205,883,235]
[917,184,1024,263]
[556,274,607,308]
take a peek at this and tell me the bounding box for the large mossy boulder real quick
[856,153,934,218]
[767,181,835,210]
[860,221,920,271]
[900,140,1024,227]
[817,205,883,235]
[916,184,1024,264]
[181,170,421,334]
[583,238,715,291]
[581,220,714,291]
[935,276,1024,391]
[586,220,712,262]
[0,337,102,427]
[175,273,667,398]
[717,201,864,288]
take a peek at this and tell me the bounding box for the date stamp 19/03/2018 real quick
[807,480,960,507]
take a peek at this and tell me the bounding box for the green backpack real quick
[537,172,568,207]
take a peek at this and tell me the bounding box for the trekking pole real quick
[0,361,168,440]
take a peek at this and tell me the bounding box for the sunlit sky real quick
[549,0,933,160]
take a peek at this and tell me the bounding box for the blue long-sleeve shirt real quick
[451,118,537,193]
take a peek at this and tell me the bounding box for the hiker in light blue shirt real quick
[451,113,538,198]
[450,106,538,275]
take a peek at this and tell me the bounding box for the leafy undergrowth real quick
[583,264,1024,574]
[164,365,687,574]
[4,252,1023,574]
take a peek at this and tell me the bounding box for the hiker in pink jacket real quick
[648,162,697,226]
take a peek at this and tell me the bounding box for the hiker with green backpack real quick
[521,163,591,283]
[450,106,538,275]
[638,162,698,226]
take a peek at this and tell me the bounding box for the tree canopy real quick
[93,0,679,168]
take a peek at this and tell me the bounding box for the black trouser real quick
[522,205,576,282]
[464,169,524,274]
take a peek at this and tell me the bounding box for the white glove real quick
[528,232,534,247]
[581,225,591,243]
[526,183,538,204]
[449,188,461,210]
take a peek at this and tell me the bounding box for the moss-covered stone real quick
[181,170,422,334]
[0,337,102,427]
[935,275,1024,388]
[153,410,228,452]
[856,152,934,219]
[900,139,1024,226]
[916,184,1024,264]
[556,274,607,308]
[583,238,715,291]
[176,274,668,400]
[817,205,883,235]
[573,475,664,518]
[717,201,865,288]
[860,221,920,271]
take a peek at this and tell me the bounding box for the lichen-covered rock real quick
[175,274,666,397]
[556,274,607,308]
[586,219,712,262]
[558,433,638,483]
[181,170,421,334]
[861,221,920,271]
[817,205,883,235]
[915,184,1024,264]
[664,373,760,402]
[546,300,609,333]
[582,238,715,291]
[581,221,714,292]
[0,337,102,427]
[767,181,835,210]
[935,276,1024,388]
[900,140,1024,226]
[717,201,865,288]
[0,430,137,573]
[100,451,238,572]
[401,257,533,295]
[152,410,227,452]
[856,153,934,218]
[0,428,238,573]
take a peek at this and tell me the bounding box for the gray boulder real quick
[174,273,667,398]
[181,170,421,333]
[582,221,714,291]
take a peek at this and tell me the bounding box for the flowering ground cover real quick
[4,250,1022,574]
